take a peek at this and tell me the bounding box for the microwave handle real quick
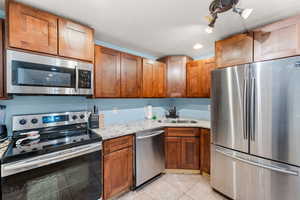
[75,66,79,92]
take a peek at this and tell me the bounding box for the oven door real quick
[6,50,93,95]
[1,143,102,200]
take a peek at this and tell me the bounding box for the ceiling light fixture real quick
[204,0,253,33]
[193,43,204,50]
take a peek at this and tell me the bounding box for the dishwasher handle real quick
[136,130,164,140]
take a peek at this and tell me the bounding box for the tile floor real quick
[115,174,228,200]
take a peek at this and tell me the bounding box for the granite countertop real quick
[91,118,211,140]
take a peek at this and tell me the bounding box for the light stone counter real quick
[91,119,210,140]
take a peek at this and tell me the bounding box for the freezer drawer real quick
[211,65,249,153]
[211,145,300,200]
[135,129,165,187]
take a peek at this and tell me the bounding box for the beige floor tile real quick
[178,194,194,200]
[161,174,201,193]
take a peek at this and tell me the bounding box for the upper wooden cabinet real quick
[58,18,94,61]
[215,33,253,68]
[8,1,58,55]
[254,15,300,62]
[94,45,121,97]
[158,56,192,97]
[121,53,142,97]
[142,59,166,98]
[7,2,94,61]
[186,58,216,98]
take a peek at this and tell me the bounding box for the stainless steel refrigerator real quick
[211,57,300,200]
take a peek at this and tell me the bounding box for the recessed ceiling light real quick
[193,43,203,50]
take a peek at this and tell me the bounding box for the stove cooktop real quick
[2,124,102,164]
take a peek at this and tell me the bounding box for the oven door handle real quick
[75,66,79,93]
[2,142,102,177]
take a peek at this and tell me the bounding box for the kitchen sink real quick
[157,119,198,124]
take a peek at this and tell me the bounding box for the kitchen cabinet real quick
[94,45,121,97]
[103,135,133,200]
[165,128,200,170]
[142,59,166,97]
[158,56,192,97]
[121,53,142,97]
[8,1,94,62]
[215,33,253,68]
[58,18,94,62]
[186,58,216,98]
[254,15,300,62]
[200,129,211,174]
[165,137,182,169]
[0,19,4,99]
[8,1,58,55]
[181,137,200,169]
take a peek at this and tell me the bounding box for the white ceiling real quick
[2,0,300,59]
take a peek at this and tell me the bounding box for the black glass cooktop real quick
[2,123,102,164]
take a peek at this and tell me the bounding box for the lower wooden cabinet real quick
[0,19,4,99]
[103,136,133,200]
[165,128,200,170]
[200,129,211,174]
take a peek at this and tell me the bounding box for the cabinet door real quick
[94,46,121,97]
[8,1,58,54]
[121,53,142,97]
[181,137,200,170]
[186,60,202,97]
[0,20,4,99]
[103,148,133,200]
[254,15,300,62]
[153,62,166,97]
[201,129,211,174]
[58,18,94,61]
[142,59,154,97]
[215,33,253,68]
[200,58,216,98]
[159,56,191,97]
[165,137,181,169]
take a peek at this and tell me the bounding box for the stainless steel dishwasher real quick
[135,129,165,187]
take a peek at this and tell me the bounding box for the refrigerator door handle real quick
[216,148,299,176]
[243,79,248,140]
[250,77,256,141]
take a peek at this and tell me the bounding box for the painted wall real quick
[0,96,211,135]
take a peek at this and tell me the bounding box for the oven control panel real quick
[12,111,90,131]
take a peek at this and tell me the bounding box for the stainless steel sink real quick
[157,119,198,124]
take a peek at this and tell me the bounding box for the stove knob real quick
[79,114,85,119]
[72,115,78,120]
[31,118,38,124]
[19,119,27,125]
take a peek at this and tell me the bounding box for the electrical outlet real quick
[208,105,211,111]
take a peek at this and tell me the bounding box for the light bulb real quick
[193,43,203,50]
[205,26,214,34]
[241,8,253,19]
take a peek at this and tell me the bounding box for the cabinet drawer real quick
[103,135,133,155]
[165,128,200,137]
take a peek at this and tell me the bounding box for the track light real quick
[233,7,253,19]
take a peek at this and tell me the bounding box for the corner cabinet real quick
[58,18,94,62]
[8,1,58,55]
[186,58,216,98]
[94,45,121,97]
[158,56,192,97]
[215,33,253,68]
[200,129,211,174]
[103,136,133,200]
[120,53,142,97]
[142,59,166,98]
[254,15,300,62]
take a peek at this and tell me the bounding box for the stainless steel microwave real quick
[6,50,93,96]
